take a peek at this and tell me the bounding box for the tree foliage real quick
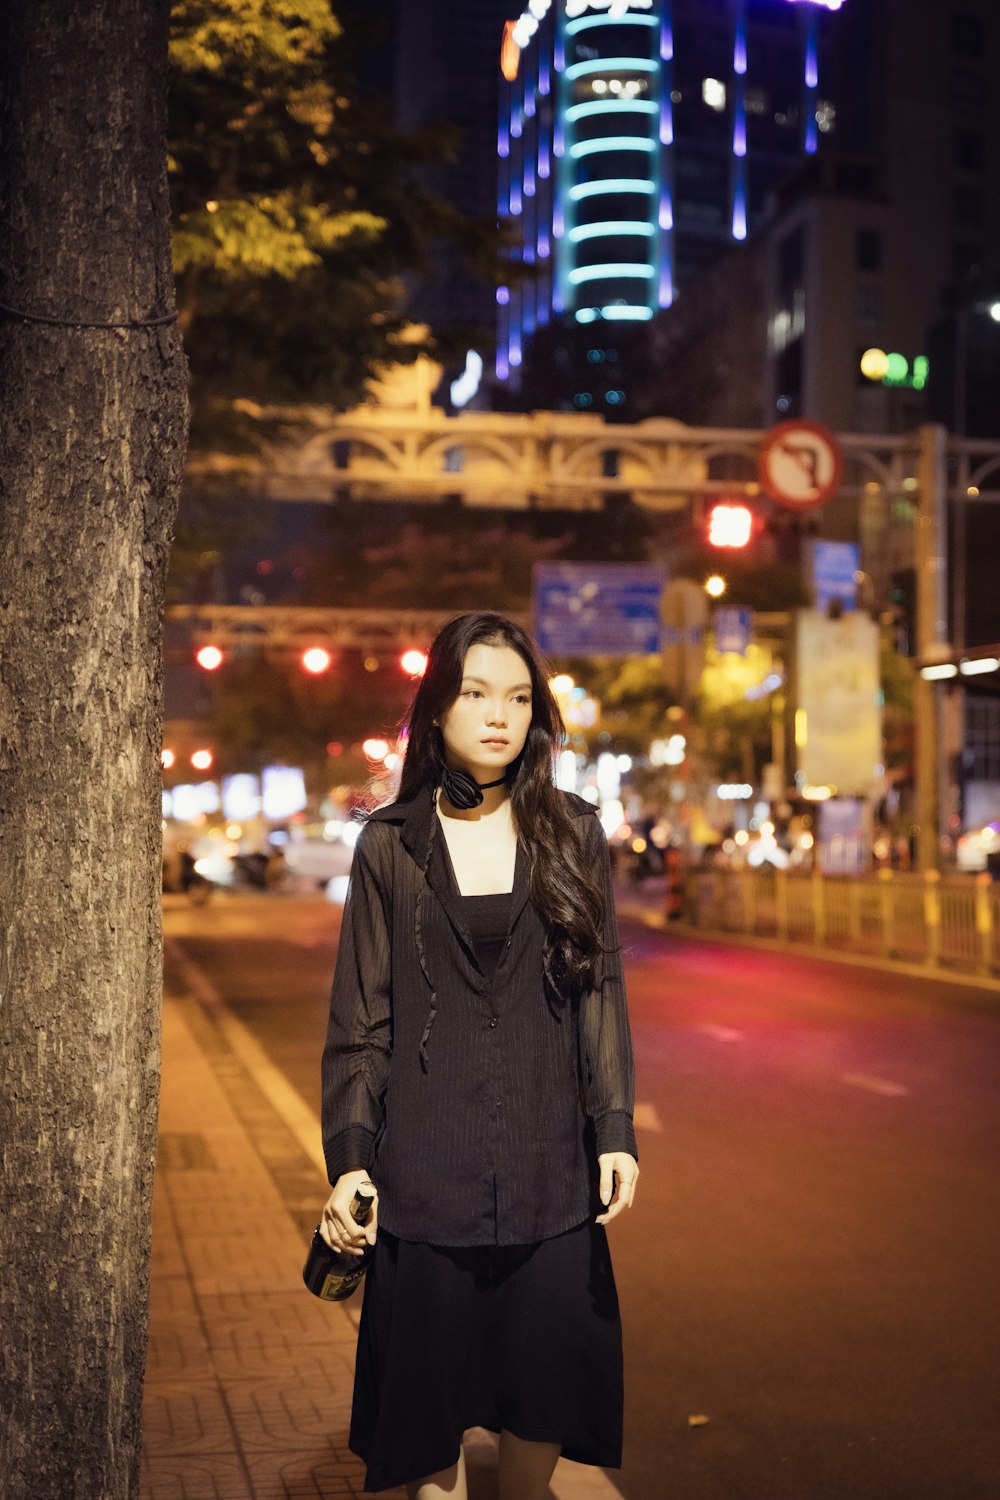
[168,0,505,433]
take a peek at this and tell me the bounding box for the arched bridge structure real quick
[184,404,1000,513]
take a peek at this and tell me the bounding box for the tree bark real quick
[0,3,188,1496]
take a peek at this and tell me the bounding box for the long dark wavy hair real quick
[388,611,615,1000]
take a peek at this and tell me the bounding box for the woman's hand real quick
[595,1152,638,1226]
[320,1168,379,1257]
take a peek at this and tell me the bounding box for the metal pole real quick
[915,424,949,872]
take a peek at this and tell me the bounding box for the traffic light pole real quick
[915,424,950,872]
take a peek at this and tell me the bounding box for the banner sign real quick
[534,562,665,656]
[795,610,882,796]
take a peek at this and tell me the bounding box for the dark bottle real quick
[303,1181,377,1301]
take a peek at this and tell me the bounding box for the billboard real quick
[795,610,882,796]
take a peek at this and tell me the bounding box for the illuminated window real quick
[702,78,726,112]
[816,100,836,133]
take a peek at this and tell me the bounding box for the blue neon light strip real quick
[569,263,655,285]
[565,99,658,122]
[603,306,654,321]
[569,220,655,241]
[566,13,657,35]
[734,115,746,157]
[658,196,673,230]
[565,57,658,79]
[569,178,655,200]
[570,136,656,159]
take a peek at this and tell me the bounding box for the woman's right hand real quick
[320,1168,379,1257]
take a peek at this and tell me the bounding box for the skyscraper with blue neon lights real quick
[497,0,844,392]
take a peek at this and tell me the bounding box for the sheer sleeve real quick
[320,821,393,1184]
[579,814,638,1161]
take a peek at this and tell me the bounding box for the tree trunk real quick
[0,3,188,1496]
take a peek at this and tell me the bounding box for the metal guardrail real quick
[682,867,1000,979]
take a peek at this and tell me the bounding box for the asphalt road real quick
[164,888,1000,1500]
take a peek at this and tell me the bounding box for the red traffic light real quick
[196,644,224,671]
[707,503,753,548]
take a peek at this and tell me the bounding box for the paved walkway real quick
[142,951,620,1500]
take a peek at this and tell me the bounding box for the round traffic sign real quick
[758,420,843,510]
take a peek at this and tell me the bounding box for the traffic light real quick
[301,647,332,675]
[707,502,753,548]
[195,644,224,671]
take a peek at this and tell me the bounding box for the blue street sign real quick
[714,607,753,656]
[812,540,860,612]
[533,563,665,656]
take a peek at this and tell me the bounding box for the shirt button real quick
[489,1017,498,1028]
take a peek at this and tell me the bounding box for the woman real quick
[320,610,639,1500]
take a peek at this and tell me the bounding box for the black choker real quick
[439,765,509,811]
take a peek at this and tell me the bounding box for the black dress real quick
[348,889,624,1494]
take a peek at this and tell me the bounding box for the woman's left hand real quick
[595,1152,639,1225]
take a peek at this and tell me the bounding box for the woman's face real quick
[438,642,534,784]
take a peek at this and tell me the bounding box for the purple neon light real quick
[540,53,551,95]
[732,184,747,240]
[510,185,523,215]
[524,245,536,264]
[525,95,536,119]
[539,145,551,179]
[660,96,673,146]
[805,51,818,89]
[497,286,510,305]
[498,127,510,159]
[659,195,673,231]
[733,116,746,157]
[660,10,673,61]
[555,34,565,71]
[554,120,565,159]
[524,164,536,197]
[805,116,818,153]
[659,263,674,308]
[496,351,510,380]
[553,200,565,237]
[538,231,551,258]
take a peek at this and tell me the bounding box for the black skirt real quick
[349,1217,623,1494]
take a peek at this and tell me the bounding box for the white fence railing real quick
[682,868,1000,980]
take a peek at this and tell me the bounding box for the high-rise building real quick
[496,0,846,391]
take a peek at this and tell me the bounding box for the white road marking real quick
[165,937,330,1178]
[633,1101,663,1133]
[841,1072,910,1098]
[697,1023,744,1043]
